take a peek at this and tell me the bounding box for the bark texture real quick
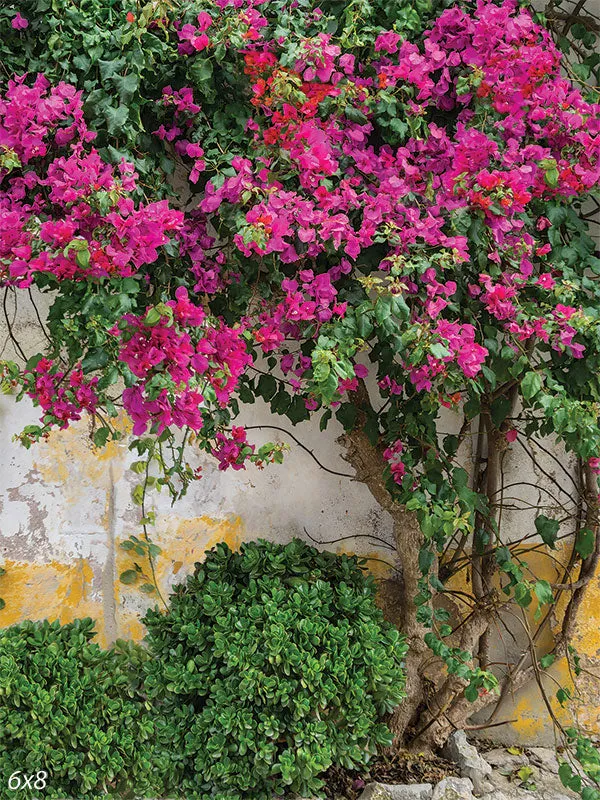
[340,381,600,752]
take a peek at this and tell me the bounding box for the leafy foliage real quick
[143,539,407,799]
[0,618,157,799]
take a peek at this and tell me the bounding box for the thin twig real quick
[244,424,355,478]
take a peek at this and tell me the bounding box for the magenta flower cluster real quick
[1,0,599,477]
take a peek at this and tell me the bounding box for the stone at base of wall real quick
[357,771,575,800]
[355,738,577,800]
[442,731,494,794]
[358,783,434,800]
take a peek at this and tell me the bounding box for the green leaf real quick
[257,374,277,401]
[119,570,138,585]
[521,371,542,401]
[105,104,129,135]
[374,297,392,325]
[356,310,373,339]
[319,409,332,431]
[75,247,90,269]
[286,395,309,425]
[556,688,572,707]
[575,528,595,559]
[558,761,580,791]
[464,684,478,702]
[515,583,532,608]
[190,58,214,84]
[430,342,451,359]
[418,548,434,575]
[72,54,91,73]
[131,484,145,506]
[336,403,358,431]
[390,294,410,320]
[534,580,554,606]
[535,515,560,549]
[463,396,480,419]
[571,62,591,80]
[144,308,162,326]
[582,788,600,800]
[540,654,556,669]
[99,57,127,81]
[544,168,560,188]
[491,396,512,427]
[82,349,110,372]
[93,427,111,448]
[112,72,140,102]
[344,105,369,124]
[443,435,459,457]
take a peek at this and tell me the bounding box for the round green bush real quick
[0,618,156,799]
[143,538,407,800]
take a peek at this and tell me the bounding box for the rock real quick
[483,748,529,771]
[480,792,513,800]
[432,777,475,800]
[480,792,518,800]
[359,784,433,800]
[480,787,543,800]
[380,784,434,800]
[544,794,574,800]
[443,731,494,795]
[528,747,560,774]
[359,784,394,800]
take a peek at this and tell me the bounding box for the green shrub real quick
[0,618,156,799]
[143,538,407,800]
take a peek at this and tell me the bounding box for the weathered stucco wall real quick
[0,295,599,745]
[0,393,394,643]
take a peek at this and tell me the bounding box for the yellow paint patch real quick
[0,558,106,642]
[115,514,245,604]
[33,414,131,495]
[117,614,147,643]
[569,573,600,656]
[500,657,576,741]
[158,514,245,571]
[511,696,546,739]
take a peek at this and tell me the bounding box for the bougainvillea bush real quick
[1,0,600,790]
[143,539,407,799]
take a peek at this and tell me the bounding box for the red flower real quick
[126,11,135,23]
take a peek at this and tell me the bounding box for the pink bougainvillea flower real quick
[589,457,600,475]
[11,12,28,29]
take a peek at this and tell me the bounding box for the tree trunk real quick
[338,390,498,750]
[339,381,600,754]
[338,414,430,745]
[387,514,430,741]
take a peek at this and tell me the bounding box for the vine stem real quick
[141,450,168,610]
[243,424,355,478]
